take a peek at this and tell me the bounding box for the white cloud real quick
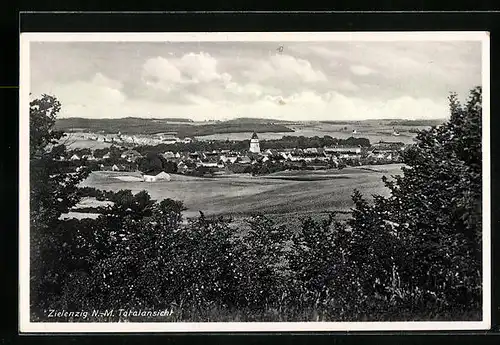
[36,70,449,121]
[33,73,126,118]
[243,54,327,84]
[91,72,123,90]
[138,52,234,101]
[336,79,359,91]
[142,52,231,86]
[142,57,183,84]
[350,65,376,76]
[307,46,343,59]
[177,52,229,83]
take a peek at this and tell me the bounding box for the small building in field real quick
[70,154,80,161]
[142,170,171,182]
[155,171,171,181]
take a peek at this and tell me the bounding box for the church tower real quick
[249,132,260,153]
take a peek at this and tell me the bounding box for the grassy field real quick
[79,164,404,220]
[63,139,112,150]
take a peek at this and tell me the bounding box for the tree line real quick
[134,136,370,156]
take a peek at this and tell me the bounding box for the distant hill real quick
[321,119,446,126]
[386,119,446,126]
[320,120,363,125]
[55,117,294,137]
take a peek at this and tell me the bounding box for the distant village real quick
[74,131,194,146]
[61,131,409,182]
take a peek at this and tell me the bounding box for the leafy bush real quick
[346,87,483,317]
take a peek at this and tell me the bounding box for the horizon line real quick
[56,116,448,122]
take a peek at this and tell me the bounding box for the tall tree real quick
[30,94,90,228]
[30,94,91,317]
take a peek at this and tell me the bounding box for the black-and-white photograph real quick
[19,32,490,332]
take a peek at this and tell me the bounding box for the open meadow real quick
[79,164,404,223]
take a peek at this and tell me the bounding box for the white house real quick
[238,156,252,164]
[324,146,362,155]
[163,151,176,160]
[121,150,142,162]
[198,161,218,168]
[155,171,171,181]
[70,154,80,161]
[220,155,238,164]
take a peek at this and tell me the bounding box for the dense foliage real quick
[30,88,482,322]
[30,95,91,313]
[137,153,178,174]
[345,87,483,315]
[261,135,370,149]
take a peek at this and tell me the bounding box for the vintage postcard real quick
[19,31,490,332]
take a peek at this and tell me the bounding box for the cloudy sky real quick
[29,40,482,121]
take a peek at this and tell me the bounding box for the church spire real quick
[249,132,260,153]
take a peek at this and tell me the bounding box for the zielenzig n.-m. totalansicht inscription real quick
[47,309,174,321]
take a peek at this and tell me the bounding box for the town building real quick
[121,149,143,162]
[324,146,362,155]
[371,141,405,151]
[163,151,176,160]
